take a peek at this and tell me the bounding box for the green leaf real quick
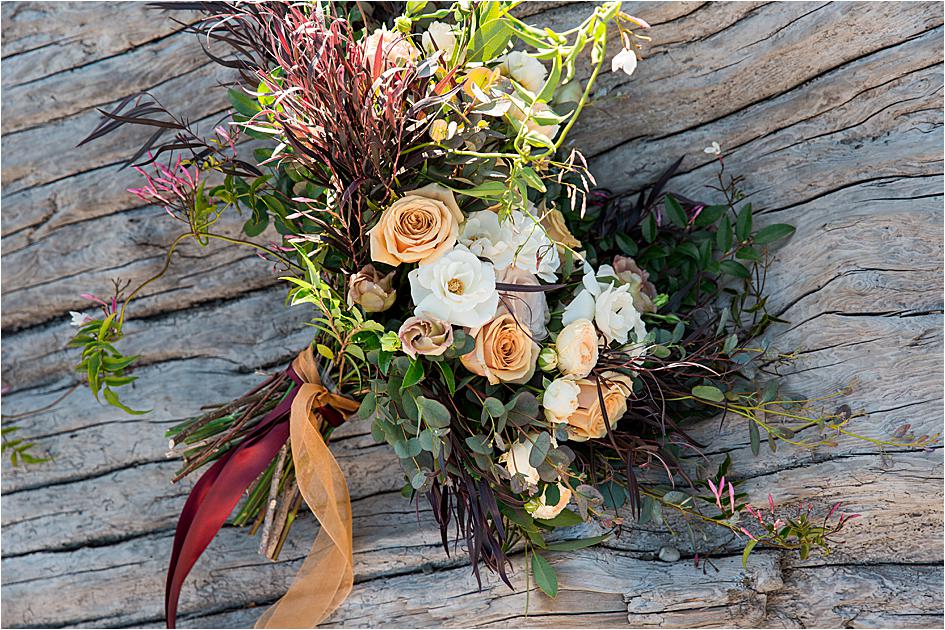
[742,538,760,568]
[401,359,425,390]
[228,88,260,117]
[615,232,638,256]
[754,223,796,245]
[693,204,728,228]
[531,553,558,598]
[435,361,456,396]
[723,334,738,355]
[417,396,451,428]
[641,214,657,243]
[102,388,149,415]
[720,259,751,279]
[735,204,753,242]
[663,195,687,228]
[716,215,733,252]
[544,533,610,551]
[599,480,627,509]
[316,344,334,361]
[528,432,552,468]
[464,434,493,455]
[692,385,725,403]
[535,508,583,528]
[468,15,513,63]
[749,419,761,456]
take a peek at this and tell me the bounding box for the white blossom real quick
[408,244,499,328]
[562,264,647,345]
[611,47,638,77]
[500,50,547,93]
[543,378,581,424]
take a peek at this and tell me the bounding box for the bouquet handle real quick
[165,347,359,628]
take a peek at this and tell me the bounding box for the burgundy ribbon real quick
[166,366,314,628]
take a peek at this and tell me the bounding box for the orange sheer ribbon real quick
[256,347,360,628]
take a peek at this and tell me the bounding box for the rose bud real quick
[347,265,397,313]
[538,346,559,372]
[613,255,657,314]
[398,316,454,359]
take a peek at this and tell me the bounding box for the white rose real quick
[555,318,599,378]
[543,378,581,424]
[421,21,458,63]
[460,211,516,269]
[595,284,645,346]
[409,244,499,328]
[501,50,547,93]
[509,209,560,281]
[562,264,647,345]
[529,483,573,520]
[461,209,560,282]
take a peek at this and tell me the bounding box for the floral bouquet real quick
[67,1,931,628]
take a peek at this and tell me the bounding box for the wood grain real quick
[1,1,942,628]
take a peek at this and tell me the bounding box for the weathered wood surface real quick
[1,1,942,627]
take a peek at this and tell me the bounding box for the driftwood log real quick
[1,1,942,627]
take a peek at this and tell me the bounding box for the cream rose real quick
[461,309,539,385]
[528,483,573,520]
[408,244,499,328]
[555,319,599,379]
[347,264,397,313]
[543,378,581,424]
[496,266,549,339]
[541,207,581,251]
[398,316,453,359]
[564,373,632,442]
[500,432,557,486]
[501,50,548,93]
[364,27,419,74]
[421,21,458,63]
[612,255,657,314]
[369,184,464,266]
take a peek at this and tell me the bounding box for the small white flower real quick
[704,141,722,155]
[408,244,499,328]
[69,311,92,327]
[543,378,581,424]
[500,50,548,93]
[611,47,638,77]
[562,265,647,345]
[421,21,458,63]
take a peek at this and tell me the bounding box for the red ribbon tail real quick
[164,388,297,628]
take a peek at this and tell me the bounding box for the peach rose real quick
[398,316,453,359]
[541,207,581,251]
[555,318,599,379]
[461,309,539,385]
[369,184,464,266]
[347,264,397,313]
[528,483,573,520]
[613,255,657,314]
[564,373,632,442]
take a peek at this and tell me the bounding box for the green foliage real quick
[1,425,50,467]
[68,314,147,415]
